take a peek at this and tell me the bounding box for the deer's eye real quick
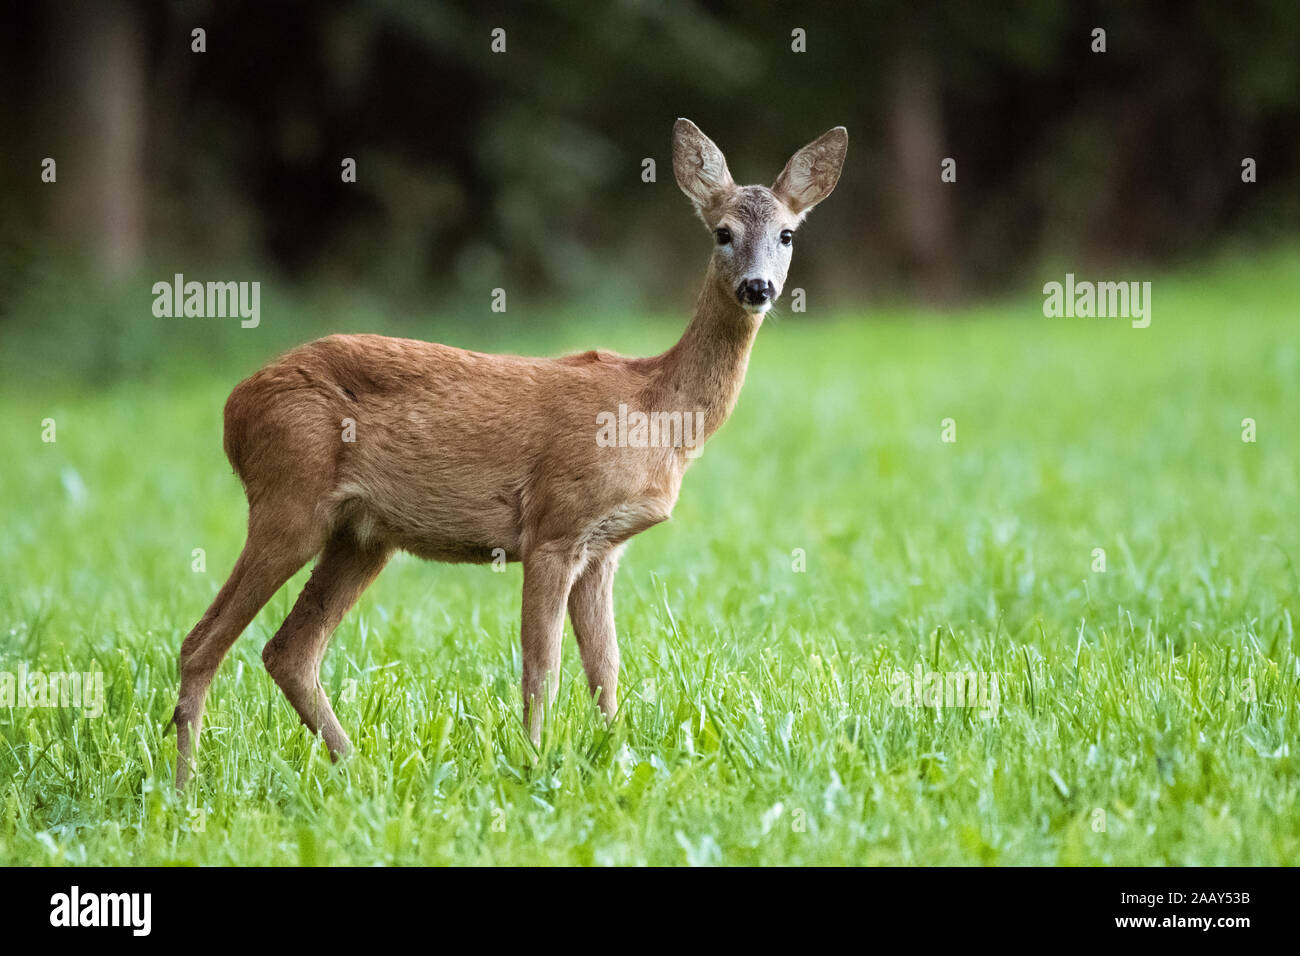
[715,227,732,245]
[780,230,794,246]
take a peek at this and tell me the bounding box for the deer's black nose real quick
[738,279,773,305]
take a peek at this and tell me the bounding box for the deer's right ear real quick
[772,126,848,219]
[672,118,734,222]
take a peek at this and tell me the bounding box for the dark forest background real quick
[1,0,1297,321]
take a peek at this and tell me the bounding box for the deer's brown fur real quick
[172,119,846,787]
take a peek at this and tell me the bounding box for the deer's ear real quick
[772,127,848,218]
[672,119,734,220]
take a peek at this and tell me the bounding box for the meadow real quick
[1,247,1297,865]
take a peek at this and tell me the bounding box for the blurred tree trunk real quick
[889,53,958,305]
[47,0,146,279]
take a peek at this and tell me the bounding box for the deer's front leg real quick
[520,544,583,745]
[568,547,622,718]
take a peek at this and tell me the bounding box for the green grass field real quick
[1,248,1298,865]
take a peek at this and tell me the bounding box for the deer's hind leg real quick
[261,526,391,759]
[175,505,327,789]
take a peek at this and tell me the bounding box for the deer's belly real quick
[333,470,524,562]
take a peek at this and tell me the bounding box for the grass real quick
[1,247,1298,865]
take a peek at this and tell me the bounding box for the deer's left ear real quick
[673,118,735,222]
[772,127,848,218]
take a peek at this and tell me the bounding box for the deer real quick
[171,118,847,788]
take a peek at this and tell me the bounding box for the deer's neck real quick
[652,270,761,445]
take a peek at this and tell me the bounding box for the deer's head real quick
[672,118,847,316]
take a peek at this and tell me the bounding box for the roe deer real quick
[172,118,847,787]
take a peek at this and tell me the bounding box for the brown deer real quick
[172,119,847,787]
